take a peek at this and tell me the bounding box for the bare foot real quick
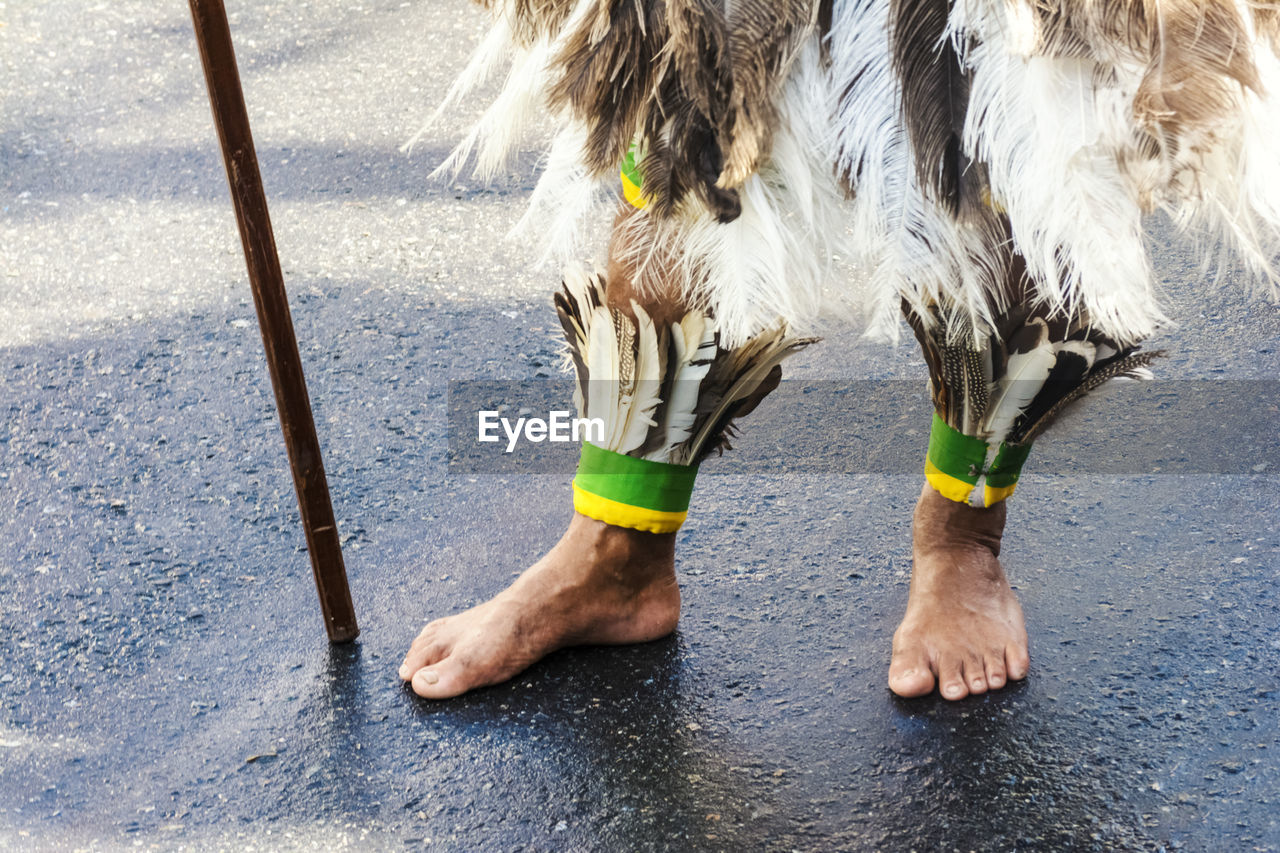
[399,513,680,698]
[888,484,1031,700]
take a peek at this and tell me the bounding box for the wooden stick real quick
[188,0,358,643]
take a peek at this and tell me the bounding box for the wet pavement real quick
[3,1,1280,850]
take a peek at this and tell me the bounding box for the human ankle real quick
[914,485,1007,557]
[563,514,677,587]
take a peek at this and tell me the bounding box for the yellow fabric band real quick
[621,170,648,210]
[924,457,980,504]
[925,459,1021,507]
[983,483,1018,505]
[573,483,687,534]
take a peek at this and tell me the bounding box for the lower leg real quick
[888,484,1030,700]
[401,200,808,698]
[400,209,689,699]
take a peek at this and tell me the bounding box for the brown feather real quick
[1132,0,1261,148]
[526,0,819,219]
[718,0,818,188]
[890,0,970,213]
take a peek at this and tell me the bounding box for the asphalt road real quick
[3,1,1280,850]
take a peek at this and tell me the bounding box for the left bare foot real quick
[399,513,680,699]
[888,484,1030,700]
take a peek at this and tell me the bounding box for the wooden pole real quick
[188,0,358,642]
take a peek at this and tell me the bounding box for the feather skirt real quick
[427,0,1280,350]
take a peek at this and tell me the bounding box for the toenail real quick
[415,670,439,686]
[944,683,963,698]
[398,665,409,679]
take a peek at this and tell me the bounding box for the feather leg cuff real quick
[556,266,814,532]
[907,301,1162,505]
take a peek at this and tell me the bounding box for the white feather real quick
[644,320,717,461]
[955,23,1163,344]
[432,39,555,182]
[981,320,1056,442]
[403,18,516,155]
[585,305,619,446]
[515,126,614,265]
[616,302,662,453]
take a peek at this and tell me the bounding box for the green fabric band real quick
[986,441,1033,489]
[926,413,987,487]
[620,141,648,209]
[574,442,698,514]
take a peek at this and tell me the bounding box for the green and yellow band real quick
[924,413,986,503]
[620,144,648,210]
[983,440,1032,506]
[924,413,1032,507]
[572,442,697,534]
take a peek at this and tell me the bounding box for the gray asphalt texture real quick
[3,1,1280,850]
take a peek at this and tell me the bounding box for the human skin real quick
[397,482,1029,700]
[887,483,1029,699]
[399,211,1030,701]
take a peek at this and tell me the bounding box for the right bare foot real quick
[398,513,680,699]
[887,484,1031,701]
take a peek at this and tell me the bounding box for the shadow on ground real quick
[2,282,1278,851]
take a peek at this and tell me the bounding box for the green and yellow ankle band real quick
[572,442,697,534]
[924,413,1032,507]
[620,144,648,210]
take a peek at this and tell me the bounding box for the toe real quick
[409,653,487,700]
[1005,643,1030,681]
[401,626,434,674]
[938,657,968,701]
[984,651,1007,690]
[888,645,935,698]
[964,654,988,695]
[408,619,446,654]
[400,638,449,682]
[409,664,445,697]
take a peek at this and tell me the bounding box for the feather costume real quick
[425,0,851,347]
[428,0,1280,509]
[430,0,1280,349]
